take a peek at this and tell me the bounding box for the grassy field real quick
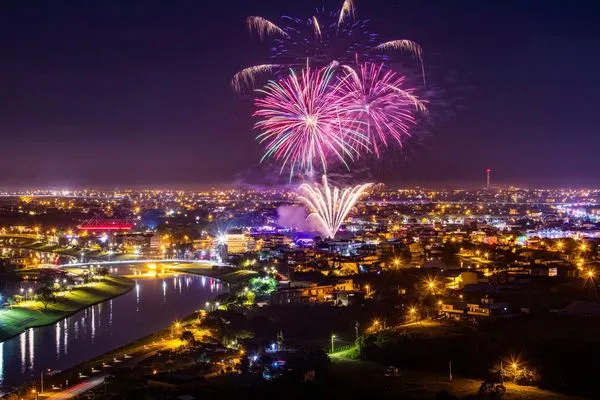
[172,264,258,285]
[328,359,583,400]
[0,276,134,342]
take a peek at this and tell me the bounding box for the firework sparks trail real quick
[338,62,427,156]
[376,40,426,85]
[254,65,370,177]
[246,16,289,40]
[298,175,372,238]
[233,1,425,91]
[312,16,322,40]
[231,64,281,93]
[337,0,356,27]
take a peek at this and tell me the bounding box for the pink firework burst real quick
[339,62,426,157]
[254,65,369,177]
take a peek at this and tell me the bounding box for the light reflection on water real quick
[0,273,225,393]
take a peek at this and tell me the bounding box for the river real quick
[0,272,227,393]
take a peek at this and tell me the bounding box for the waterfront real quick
[0,272,226,393]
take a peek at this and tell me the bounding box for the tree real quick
[249,276,277,297]
[38,287,56,311]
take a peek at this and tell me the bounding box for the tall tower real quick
[485,168,491,189]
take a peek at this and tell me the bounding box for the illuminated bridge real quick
[60,259,223,268]
[78,218,136,231]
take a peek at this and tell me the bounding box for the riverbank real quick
[0,276,134,342]
[7,307,201,399]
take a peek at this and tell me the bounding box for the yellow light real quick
[512,362,518,370]
[587,270,595,279]
[409,307,416,314]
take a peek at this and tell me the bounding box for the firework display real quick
[298,175,372,238]
[339,62,427,156]
[238,1,428,233]
[232,0,423,92]
[253,62,425,174]
[254,65,369,176]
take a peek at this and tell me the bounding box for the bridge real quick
[61,259,219,268]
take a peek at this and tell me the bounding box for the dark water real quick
[0,273,226,392]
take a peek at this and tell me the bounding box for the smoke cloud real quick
[276,205,324,236]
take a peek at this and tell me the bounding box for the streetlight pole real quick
[330,334,336,353]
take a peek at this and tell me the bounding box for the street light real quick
[371,319,381,332]
[426,279,437,294]
[330,334,336,353]
[409,307,417,323]
[587,270,596,279]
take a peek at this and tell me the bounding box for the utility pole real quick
[485,168,491,189]
[354,321,359,342]
[449,361,452,382]
[40,369,44,393]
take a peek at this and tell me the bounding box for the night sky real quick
[1,0,599,189]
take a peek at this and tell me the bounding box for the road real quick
[40,376,104,399]
[36,338,180,399]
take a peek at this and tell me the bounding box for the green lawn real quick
[172,264,258,284]
[329,359,582,400]
[0,276,134,341]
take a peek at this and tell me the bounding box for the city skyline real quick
[1,0,599,187]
